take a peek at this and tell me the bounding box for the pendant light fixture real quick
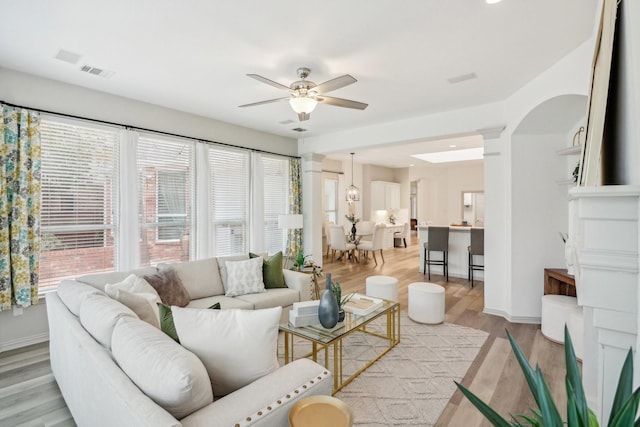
[346,152,360,202]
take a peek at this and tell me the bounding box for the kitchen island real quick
[418,225,484,281]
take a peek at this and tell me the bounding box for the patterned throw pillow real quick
[249,251,286,289]
[224,257,265,297]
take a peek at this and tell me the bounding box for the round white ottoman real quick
[567,305,584,361]
[541,295,578,343]
[365,275,399,302]
[408,282,445,324]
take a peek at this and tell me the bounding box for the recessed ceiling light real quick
[449,144,457,148]
[411,147,484,164]
[409,164,415,167]
[486,0,503,3]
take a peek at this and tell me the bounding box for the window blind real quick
[262,156,289,255]
[209,147,249,256]
[137,135,193,266]
[39,118,119,288]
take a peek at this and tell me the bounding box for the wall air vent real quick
[79,65,115,78]
[291,127,307,132]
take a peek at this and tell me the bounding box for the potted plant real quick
[456,326,640,426]
[292,250,309,271]
[330,281,353,322]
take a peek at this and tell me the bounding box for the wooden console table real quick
[544,268,576,297]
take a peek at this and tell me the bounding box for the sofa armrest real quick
[282,269,314,302]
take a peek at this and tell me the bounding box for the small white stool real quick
[408,282,445,324]
[365,275,399,302]
[541,294,578,343]
[566,305,584,361]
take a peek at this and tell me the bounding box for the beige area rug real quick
[278,313,488,426]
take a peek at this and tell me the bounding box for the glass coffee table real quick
[280,299,400,394]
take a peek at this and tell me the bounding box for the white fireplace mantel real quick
[568,185,640,422]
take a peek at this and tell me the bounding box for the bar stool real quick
[423,226,449,281]
[468,228,484,287]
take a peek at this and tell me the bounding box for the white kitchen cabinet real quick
[371,181,401,211]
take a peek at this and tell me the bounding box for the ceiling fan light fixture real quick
[289,96,318,114]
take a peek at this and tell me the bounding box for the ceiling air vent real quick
[79,64,115,78]
[291,127,307,132]
[279,119,295,125]
[54,49,82,65]
[447,72,477,84]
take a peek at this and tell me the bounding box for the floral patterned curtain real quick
[0,106,42,311]
[287,158,302,256]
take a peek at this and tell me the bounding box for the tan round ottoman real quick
[365,275,399,302]
[408,282,445,324]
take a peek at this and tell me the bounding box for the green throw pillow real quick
[158,302,220,343]
[250,251,286,289]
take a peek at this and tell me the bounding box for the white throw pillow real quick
[105,274,161,327]
[172,306,282,397]
[111,317,213,419]
[224,257,265,297]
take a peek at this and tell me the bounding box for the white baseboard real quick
[483,307,541,325]
[0,332,49,352]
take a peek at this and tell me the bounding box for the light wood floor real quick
[0,233,568,426]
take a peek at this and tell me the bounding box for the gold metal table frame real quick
[280,300,400,394]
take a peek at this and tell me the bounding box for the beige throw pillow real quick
[172,306,282,397]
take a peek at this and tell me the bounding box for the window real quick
[39,117,119,288]
[138,135,192,266]
[262,156,289,255]
[324,178,338,223]
[209,147,249,256]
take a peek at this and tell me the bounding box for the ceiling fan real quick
[239,67,368,121]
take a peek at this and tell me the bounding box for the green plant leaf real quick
[455,381,514,427]
[565,326,590,426]
[566,378,583,427]
[609,348,634,426]
[589,409,599,427]
[534,366,563,426]
[506,330,562,422]
[608,387,640,427]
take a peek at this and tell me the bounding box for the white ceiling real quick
[0,0,598,166]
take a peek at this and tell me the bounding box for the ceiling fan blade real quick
[247,74,291,91]
[316,96,368,110]
[313,75,357,94]
[238,97,290,108]
[298,112,310,122]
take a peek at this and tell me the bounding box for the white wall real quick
[0,67,298,351]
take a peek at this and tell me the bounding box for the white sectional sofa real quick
[47,255,333,427]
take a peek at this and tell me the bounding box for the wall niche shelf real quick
[557,145,582,156]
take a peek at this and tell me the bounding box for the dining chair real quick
[468,227,484,287]
[324,221,334,257]
[423,226,450,281]
[355,220,375,242]
[357,223,386,265]
[393,222,409,248]
[329,224,356,262]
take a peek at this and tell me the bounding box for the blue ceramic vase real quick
[318,273,339,329]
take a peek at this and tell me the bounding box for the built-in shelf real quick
[557,145,582,156]
[556,179,576,186]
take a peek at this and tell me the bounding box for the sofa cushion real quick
[79,294,137,348]
[56,280,106,317]
[216,255,249,291]
[158,302,220,342]
[111,317,213,419]
[76,267,158,291]
[185,295,254,310]
[224,257,265,297]
[105,274,161,328]
[144,268,190,307]
[235,288,300,310]
[250,252,286,289]
[159,258,224,300]
[172,306,282,397]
